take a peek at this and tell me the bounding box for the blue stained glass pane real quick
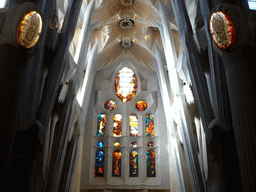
[97,114,106,136]
[95,150,104,177]
[97,141,104,148]
[146,150,155,177]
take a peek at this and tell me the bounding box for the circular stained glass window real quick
[17,11,43,49]
[131,142,137,148]
[115,67,137,102]
[147,142,154,148]
[104,100,116,111]
[97,141,104,148]
[209,11,236,50]
[136,101,147,111]
[114,141,121,147]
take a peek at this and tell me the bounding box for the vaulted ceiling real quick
[70,0,181,72]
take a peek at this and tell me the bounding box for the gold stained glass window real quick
[113,114,122,137]
[115,67,137,102]
[130,114,138,137]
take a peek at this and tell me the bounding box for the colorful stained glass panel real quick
[130,114,138,137]
[131,142,137,148]
[115,67,137,102]
[95,150,104,177]
[104,100,116,111]
[146,150,155,177]
[114,141,121,147]
[97,114,106,136]
[113,114,122,137]
[147,142,154,148]
[112,150,121,177]
[146,114,154,136]
[130,151,138,177]
[97,141,104,148]
[136,101,147,111]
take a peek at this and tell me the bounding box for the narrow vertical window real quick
[94,150,104,177]
[146,114,154,136]
[97,114,106,136]
[113,114,122,137]
[112,150,121,177]
[146,150,155,177]
[130,151,138,177]
[130,114,138,137]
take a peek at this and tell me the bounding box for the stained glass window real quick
[113,150,121,177]
[114,141,121,147]
[104,100,116,111]
[97,141,104,148]
[147,142,154,148]
[115,67,137,102]
[130,151,138,177]
[136,101,147,111]
[131,142,137,148]
[146,114,154,136]
[95,150,104,177]
[97,114,106,136]
[130,114,138,137]
[113,114,122,137]
[146,150,155,177]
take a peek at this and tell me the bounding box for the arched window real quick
[146,150,155,177]
[94,150,104,177]
[146,114,154,136]
[113,114,122,137]
[130,150,138,177]
[113,150,121,177]
[97,113,106,136]
[115,67,137,102]
[129,114,138,137]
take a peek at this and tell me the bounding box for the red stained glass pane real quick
[136,101,147,111]
[113,150,121,177]
[130,151,138,177]
[104,100,116,111]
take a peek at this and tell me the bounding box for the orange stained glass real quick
[146,114,154,136]
[136,101,147,111]
[104,100,116,111]
[113,114,122,137]
[129,114,138,137]
[114,141,121,147]
[113,150,121,177]
[115,67,137,102]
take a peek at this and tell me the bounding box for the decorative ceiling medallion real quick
[121,0,134,7]
[121,37,132,48]
[17,11,43,49]
[209,11,235,50]
[119,15,134,30]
